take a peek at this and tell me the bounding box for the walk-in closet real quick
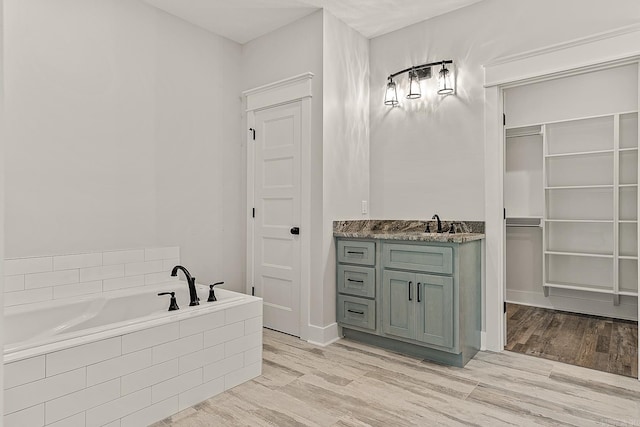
[503,63,639,377]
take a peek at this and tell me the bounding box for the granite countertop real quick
[333,220,485,243]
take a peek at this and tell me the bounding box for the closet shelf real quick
[545,185,614,190]
[545,251,614,259]
[618,220,638,223]
[619,147,639,152]
[545,149,613,158]
[544,282,614,294]
[506,217,542,228]
[545,219,613,223]
[618,291,639,297]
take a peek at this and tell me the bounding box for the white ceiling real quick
[142,0,482,44]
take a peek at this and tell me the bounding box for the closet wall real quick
[504,63,639,320]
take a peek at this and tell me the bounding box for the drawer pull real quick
[347,309,365,315]
[347,278,364,283]
[347,251,365,255]
[408,281,413,301]
[417,282,421,303]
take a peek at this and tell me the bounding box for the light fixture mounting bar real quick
[388,59,453,80]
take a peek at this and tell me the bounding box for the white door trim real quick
[483,24,640,377]
[244,73,313,341]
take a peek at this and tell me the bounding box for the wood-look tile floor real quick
[506,303,638,378]
[152,328,640,427]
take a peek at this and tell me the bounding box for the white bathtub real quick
[3,282,263,427]
[5,283,247,360]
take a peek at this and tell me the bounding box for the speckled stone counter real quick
[333,219,485,243]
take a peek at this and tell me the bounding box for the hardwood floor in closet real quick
[152,328,640,426]
[506,303,638,378]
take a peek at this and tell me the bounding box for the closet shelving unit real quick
[505,111,638,305]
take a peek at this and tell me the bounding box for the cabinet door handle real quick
[347,309,365,315]
[408,281,413,301]
[347,278,364,283]
[347,251,364,255]
[417,282,421,302]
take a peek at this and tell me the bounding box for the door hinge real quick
[249,128,256,141]
[252,208,255,218]
[504,301,507,313]
[503,114,506,126]
[251,286,255,296]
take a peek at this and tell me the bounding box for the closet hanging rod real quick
[506,224,542,228]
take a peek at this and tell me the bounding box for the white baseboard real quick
[506,289,638,321]
[480,331,487,351]
[306,322,341,347]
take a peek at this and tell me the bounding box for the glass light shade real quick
[384,79,399,106]
[406,70,421,99]
[438,64,454,95]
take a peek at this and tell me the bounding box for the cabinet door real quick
[382,270,415,340]
[415,274,454,348]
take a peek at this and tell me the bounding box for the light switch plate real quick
[361,200,368,215]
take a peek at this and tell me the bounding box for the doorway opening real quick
[503,62,639,377]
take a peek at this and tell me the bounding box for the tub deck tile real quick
[47,336,121,376]
[122,323,179,354]
[87,348,152,387]
[3,403,45,427]
[4,355,45,389]
[45,378,120,424]
[4,368,85,415]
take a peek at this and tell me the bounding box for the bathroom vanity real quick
[334,220,484,367]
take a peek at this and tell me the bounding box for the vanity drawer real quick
[337,265,375,298]
[337,240,376,266]
[338,295,376,330]
[383,243,453,275]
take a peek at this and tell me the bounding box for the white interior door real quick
[253,101,302,337]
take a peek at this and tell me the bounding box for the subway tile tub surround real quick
[2,246,263,426]
[3,247,182,307]
[3,284,263,427]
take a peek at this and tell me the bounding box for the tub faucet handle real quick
[208,282,224,302]
[158,292,180,311]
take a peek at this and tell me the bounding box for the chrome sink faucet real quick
[171,265,199,306]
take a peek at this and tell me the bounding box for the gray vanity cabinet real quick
[336,237,481,367]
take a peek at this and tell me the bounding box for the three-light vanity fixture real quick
[384,60,454,106]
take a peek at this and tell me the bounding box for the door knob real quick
[290,227,300,235]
